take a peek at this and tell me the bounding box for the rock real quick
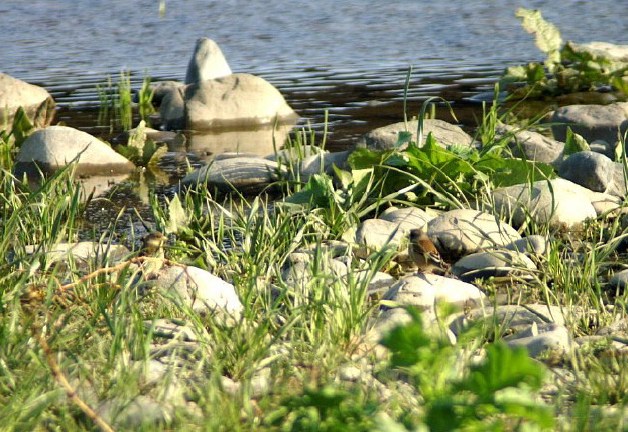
[505,322,571,359]
[449,304,567,337]
[298,150,352,182]
[184,73,297,130]
[354,218,407,258]
[144,319,198,342]
[281,253,348,290]
[451,250,537,282]
[382,273,486,310]
[15,126,135,177]
[565,41,628,62]
[503,235,548,255]
[0,73,55,128]
[23,241,129,270]
[558,151,626,197]
[184,37,232,85]
[427,209,521,260]
[609,269,628,289]
[149,80,185,106]
[159,85,186,130]
[379,206,433,232]
[495,123,564,167]
[551,102,628,145]
[588,139,614,158]
[356,119,474,150]
[491,178,597,229]
[181,157,285,193]
[154,265,243,320]
[98,395,173,429]
[365,272,396,297]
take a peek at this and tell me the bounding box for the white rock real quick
[155,265,243,319]
[452,250,537,281]
[491,178,597,229]
[505,323,571,359]
[379,206,433,232]
[355,218,407,258]
[16,126,135,176]
[0,73,54,127]
[357,119,474,150]
[551,102,628,145]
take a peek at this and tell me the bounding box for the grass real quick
[3,82,628,431]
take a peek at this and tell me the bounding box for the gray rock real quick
[154,265,243,319]
[558,151,626,197]
[589,139,614,158]
[98,395,173,429]
[551,102,628,145]
[451,250,537,282]
[364,271,396,297]
[281,253,348,289]
[149,80,185,106]
[504,235,548,255]
[379,206,434,232]
[491,178,597,229]
[356,119,474,150]
[181,157,285,193]
[144,319,198,342]
[495,123,564,167]
[505,322,571,359]
[15,126,135,177]
[184,37,232,85]
[354,218,407,258]
[298,150,351,182]
[184,73,298,130]
[158,84,186,130]
[0,73,55,128]
[450,304,567,337]
[609,269,628,289]
[427,209,520,260]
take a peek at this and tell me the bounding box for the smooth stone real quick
[281,254,348,289]
[297,150,352,182]
[451,250,537,282]
[383,273,486,309]
[15,126,135,177]
[0,73,55,127]
[551,102,628,145]
[356,119,474,150]
[354,218,407,258]
[23,241,129,267]
[505,322,571,359]
[184,73,298,130]
[364,271,396,297]
[98,395,173,429]
[491,178,597,229]
[379,206,433,232]
[495,123,563,167]
[449,304,567,337]
[504,235,548,255]
[609,269,628,289]
[144,319,198,342]
[558,151,626,197]
[159,84,186,130]
[427,209,520,260]
[154,265,243,319]
[181,157,285,193]
[184,37,232,85]
[148,80,184,106]
[589,139,614,159]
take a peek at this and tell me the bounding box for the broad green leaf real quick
[165,194,188,234]
[394,130,413,148]
[563,126,590,156]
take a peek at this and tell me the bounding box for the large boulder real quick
[0,73,55,128]
[185,73,297,130]
[184,37,232,84]
[551,102,628,145]
[15,126,135,177]
[356,119,475,150]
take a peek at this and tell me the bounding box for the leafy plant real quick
[114,120,166,167]
[501,8,628,97]
[380,307,555,431]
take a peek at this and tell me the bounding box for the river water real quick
[0,1,626,230]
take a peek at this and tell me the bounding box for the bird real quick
[408,228,449,274]
[140,231,166,259]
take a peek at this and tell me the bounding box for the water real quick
[0,1,626,231]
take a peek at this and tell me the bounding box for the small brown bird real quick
[408,228,449,273]
[141,232,166,259]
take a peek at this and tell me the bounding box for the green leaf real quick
[165,194,188,234]
[563,126,590,156]
[380,307,432,367]
[394,130,413,148]
[11,107,36,147]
